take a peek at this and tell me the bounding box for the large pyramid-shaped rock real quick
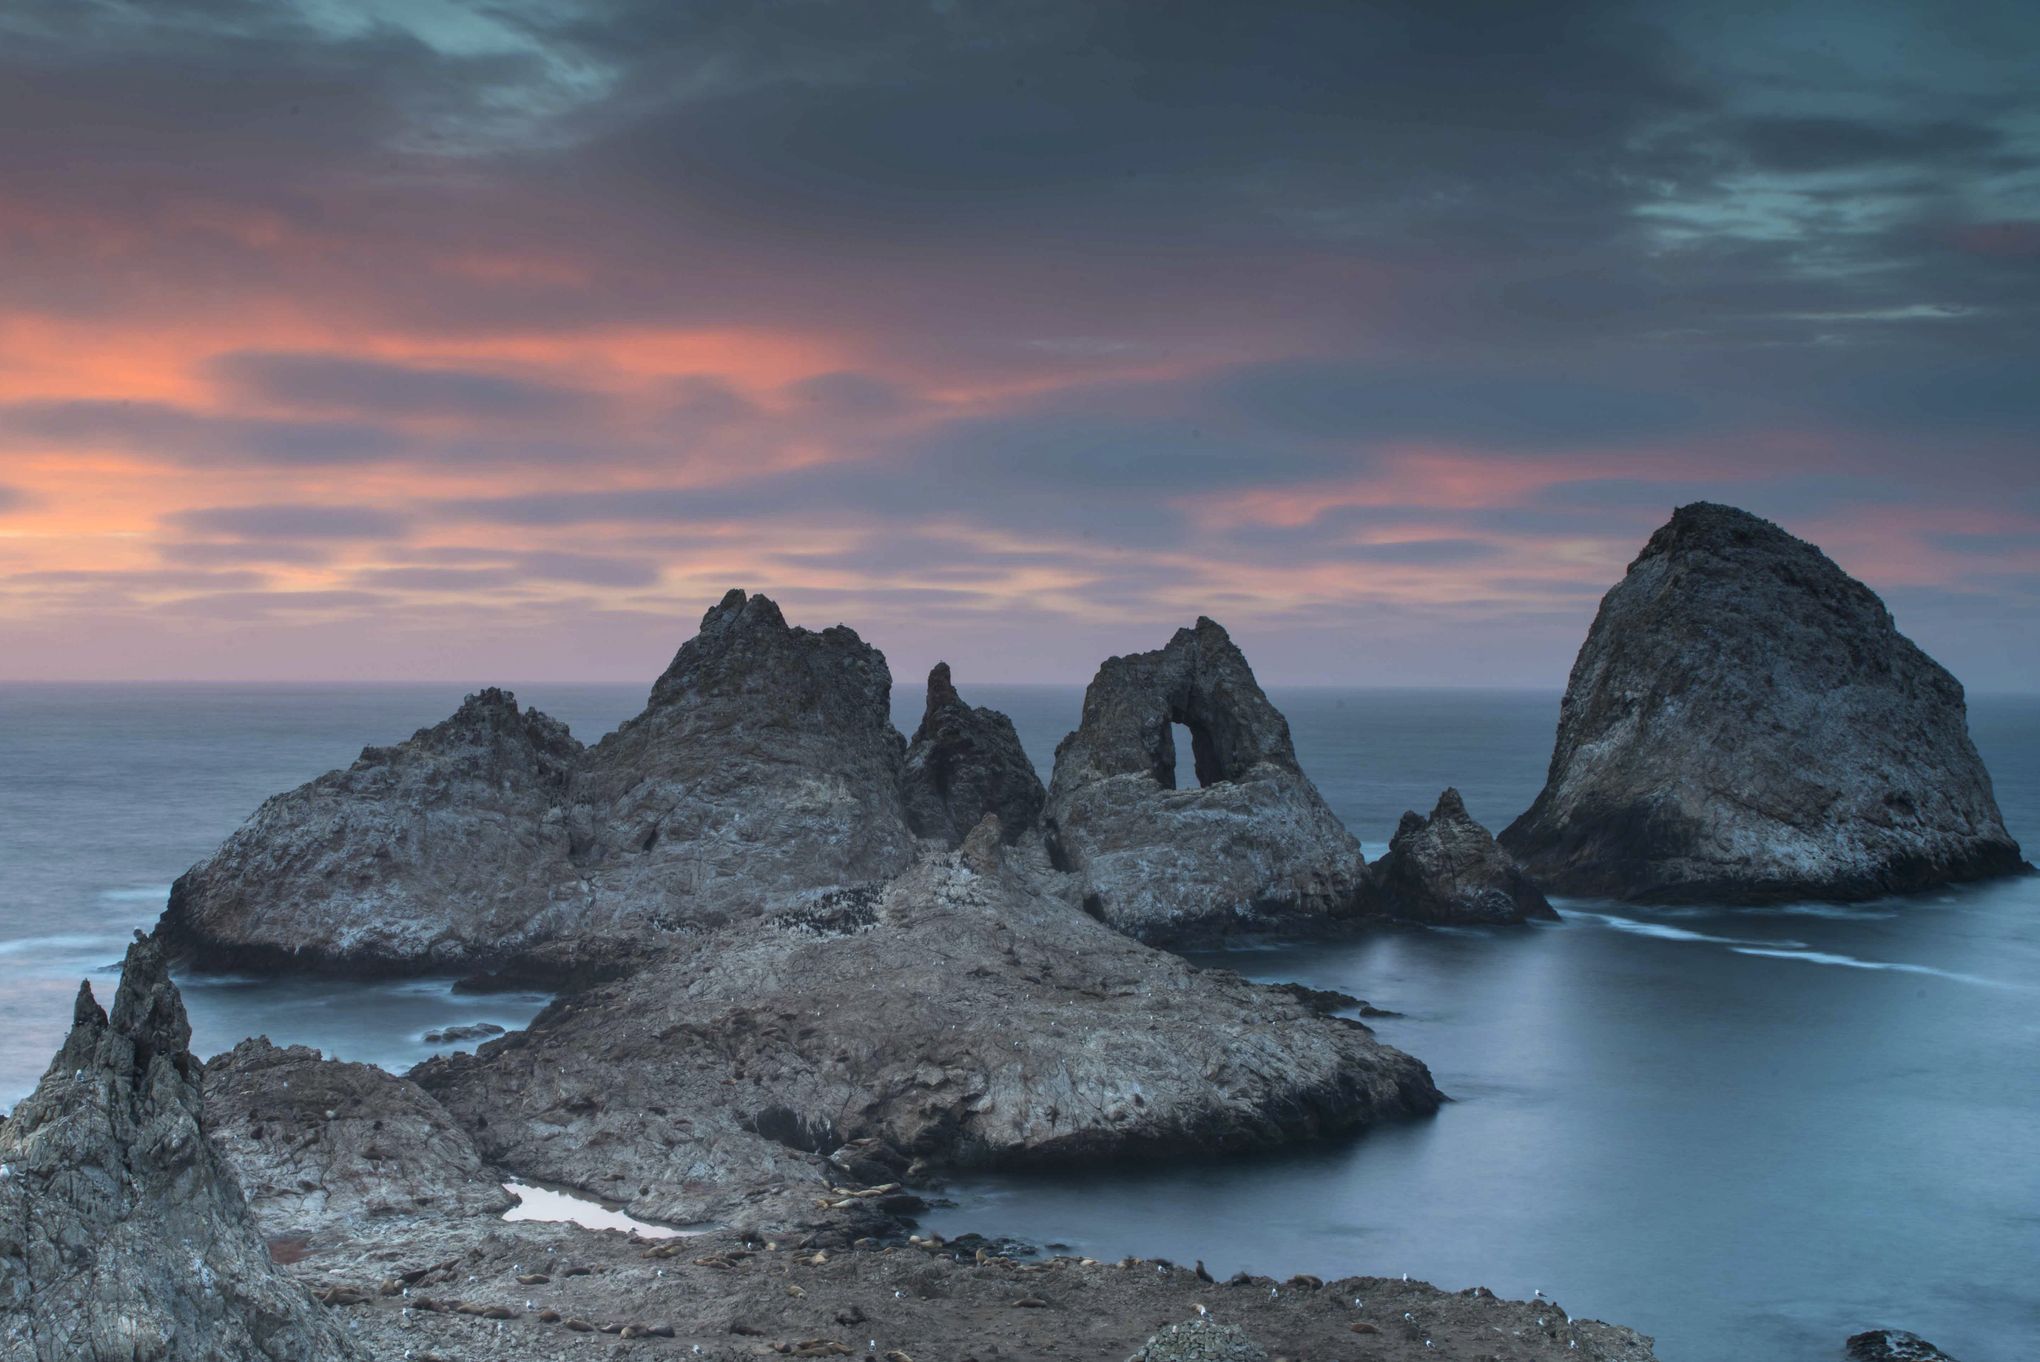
[573,589,918,927]
[1044,617,1364,943]
[1500,503,2026,902]
[0,936,357,1361]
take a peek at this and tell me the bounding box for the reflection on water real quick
[501,1182,703,1238]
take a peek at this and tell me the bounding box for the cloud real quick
[0,400,409,466]
[213,352,602,422]
[1731,116,2010,172]
[166,503,412,540]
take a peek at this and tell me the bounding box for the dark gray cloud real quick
[0,484,25,515]
[0,400,409,466]
[213,352,600,421]
[167,503,412,540]
[157,540,335,567]
[1731,116,2012,172]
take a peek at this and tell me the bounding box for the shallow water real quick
[1,681,2034,1361]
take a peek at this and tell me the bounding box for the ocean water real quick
[1,682,2034,1361]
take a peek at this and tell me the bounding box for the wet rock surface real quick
[157,687,584,976]
[1367,789,1556,925]
[0,936,356,1361]
[414,849,1441,1231]
[1501,503,2027,903]
[900,663,1045,845]
[1044,617,1365,943]
[203,1038,512,1249]
[1845,1329,1962,1361]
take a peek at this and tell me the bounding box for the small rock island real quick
[1502,503,2027,903]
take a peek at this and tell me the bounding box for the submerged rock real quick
[1044,617,1365,943]
[0,936,357,1361]
[415,849,1440,1231]
[901,662,1046,845]
[1845,1330,1962,1362]
[1367,789,1556,924]
[1501,504,2027,903]
[203,1038,511,1246]
[157,687,583,975]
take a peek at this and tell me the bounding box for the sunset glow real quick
[1,1,2034,687]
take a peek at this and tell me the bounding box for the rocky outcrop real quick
[1044,617,1365,943]
[1130,1319,1268,1362]
[1501,503,2027,903]
[0,936,356,1361]
[415,848,1441,1232]
[1846,1330,1962,1362]
[158,591,921,976]
[572,589,918,929]
[203,1038,511,1247]
[157,687,583,975]
[1366,789,1556,924]
[901,663,1046,845]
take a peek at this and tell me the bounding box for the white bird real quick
[1402,1272,1409,1281]
[1269,1287,1278,1298]
[1534,1289,1546,1300]
[1193,1305,1208,1317]
[1404,1312,1415,1322]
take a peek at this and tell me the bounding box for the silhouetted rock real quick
[901,662,1046,845]
[157,687,583,975]
[572,589,918,929]
[1501,504,2027,903]
[204,1038,511,1247]
[1367,789,1556,924]
[0,936,357,1361]
[1044,617,1364,943]
[1846,1329,1962,1362]
[415,848,1440,1232]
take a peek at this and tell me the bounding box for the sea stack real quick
[1043,616,1365,943]
[1500,503,2026,903]
[157,687,584,976]
[0,936,358,1361]
[1367,789,1557,924]
[900,662,1046,845]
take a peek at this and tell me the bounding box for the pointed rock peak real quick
[1192,615,1231,641]
[699,587,785,634]
[1640,502,1804,563]
[1431,787,1470,823]
[926,660,960,711]
[108,931,191,1065]
[72,978,106,1029]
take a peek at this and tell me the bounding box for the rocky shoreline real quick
[7,502,2019,1359]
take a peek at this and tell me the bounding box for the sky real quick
[0,0,2035,689]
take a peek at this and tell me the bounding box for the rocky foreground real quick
[1,936,1659,1361]
[1503,503,2026,903]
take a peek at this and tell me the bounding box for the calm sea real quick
[1,682,2033,1361]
